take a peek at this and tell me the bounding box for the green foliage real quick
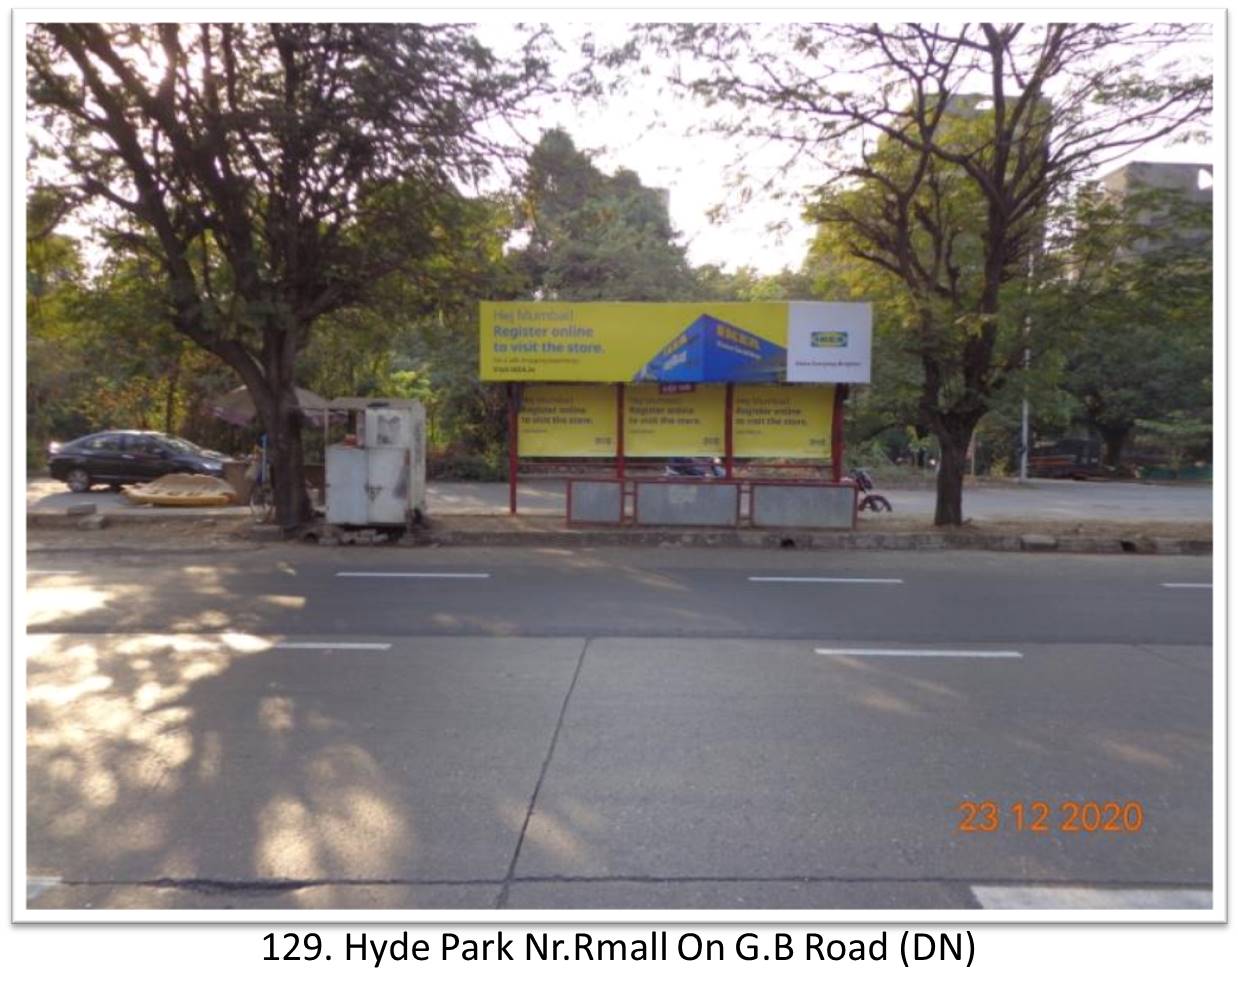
[514,129,697,301]
[27,187,90,462]
[691,264,816,301]
[1134,411,1212,473]
[609,22,1210,525]
[1051,184,1212,466]
[28,23,549,524]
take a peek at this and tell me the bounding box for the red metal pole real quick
[508,383,518,514]
[616,383,626,481]
[831,384,847,483]
[724,383,734,479]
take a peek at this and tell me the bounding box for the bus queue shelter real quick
[479,301,873,525]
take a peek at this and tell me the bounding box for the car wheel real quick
[66,468,91,493]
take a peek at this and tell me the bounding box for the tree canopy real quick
[1055,180,1212,467]
[610,21,1211,522]
[28,22,550,525]
[514,128,698,300]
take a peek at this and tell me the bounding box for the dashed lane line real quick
[971,885,1212,910]
[26,876,63,901]
[816,648,1023,659]
[336,572,491,579]
[749,576,903,584]
[273,642,391,651]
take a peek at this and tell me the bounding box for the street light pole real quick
[1018,249,1035,484]
[1019,376,1030,482]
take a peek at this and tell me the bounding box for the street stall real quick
[206,384,332,502]
[322,397,427,528]
[479,301,873,528]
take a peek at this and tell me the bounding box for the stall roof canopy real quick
[207,385,330,426]
[479,300,872,384]
[327,397,421,411]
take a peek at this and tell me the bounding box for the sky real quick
[476,20,1217,274]
[28,15,1218,276]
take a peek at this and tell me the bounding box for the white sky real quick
[28,13,1218,275]
[477,19,1217,273]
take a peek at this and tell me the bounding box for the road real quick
[25,546,1214,912]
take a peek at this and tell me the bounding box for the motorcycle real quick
[664,457,726,479]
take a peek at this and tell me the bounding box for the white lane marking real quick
[1161,583,1212,588]
[274,642,391,651]
[336,572,490,579]
[26,569,80,575]
[816,648,1023,659]
[971,885,1212,910]
[750,576,903,584]
[27,875,63,901]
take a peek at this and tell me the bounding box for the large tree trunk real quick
[257,379,311,530]
[163,349,181,434]
[271,401,312,529]
[240,328,312,531]
[1099,424,1129,469]
[932,415,982,527]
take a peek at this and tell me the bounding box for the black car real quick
[48,431,228,493]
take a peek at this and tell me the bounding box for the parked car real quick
[48,431,228,493]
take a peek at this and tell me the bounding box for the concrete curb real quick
[402,525,1210,555]
[26,512,1211,555]
[28,510,245,527]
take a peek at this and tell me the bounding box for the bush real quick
[846,436,895,469]
[427,445,506,481]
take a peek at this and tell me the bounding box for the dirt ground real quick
[25,509,1211,554]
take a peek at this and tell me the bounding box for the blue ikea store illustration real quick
[632,314,787,383]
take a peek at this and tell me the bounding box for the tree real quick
[27,186,92,460]
[515,128,698,300]
[1054,183,1212,468]
[618,22,1210,524]
[27,23,549,527]
[691,262,816,301]
[301,191,526,462]
[1134,412,1211,475]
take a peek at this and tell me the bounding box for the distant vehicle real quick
[663,456,725,479]
[849,467,892,513]
[1028,439,1102,479]
[48,431,227,493]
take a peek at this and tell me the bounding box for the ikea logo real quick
[811,331,848,348]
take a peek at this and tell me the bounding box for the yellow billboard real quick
[481,301,873,384]
[624,385,725,457]
[517,384,617,457]
[481,301,787,382]
[734,385,834,458]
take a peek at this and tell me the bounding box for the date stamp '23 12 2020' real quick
[956,800,1145,835]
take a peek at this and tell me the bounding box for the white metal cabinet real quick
[366,408,413,449]
[326,445,368,525]
[366,447,410,524]
[324,401,428,526]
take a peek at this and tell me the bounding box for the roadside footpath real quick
[26,504,1212,557]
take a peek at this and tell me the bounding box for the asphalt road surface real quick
[25,546,1214,912]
